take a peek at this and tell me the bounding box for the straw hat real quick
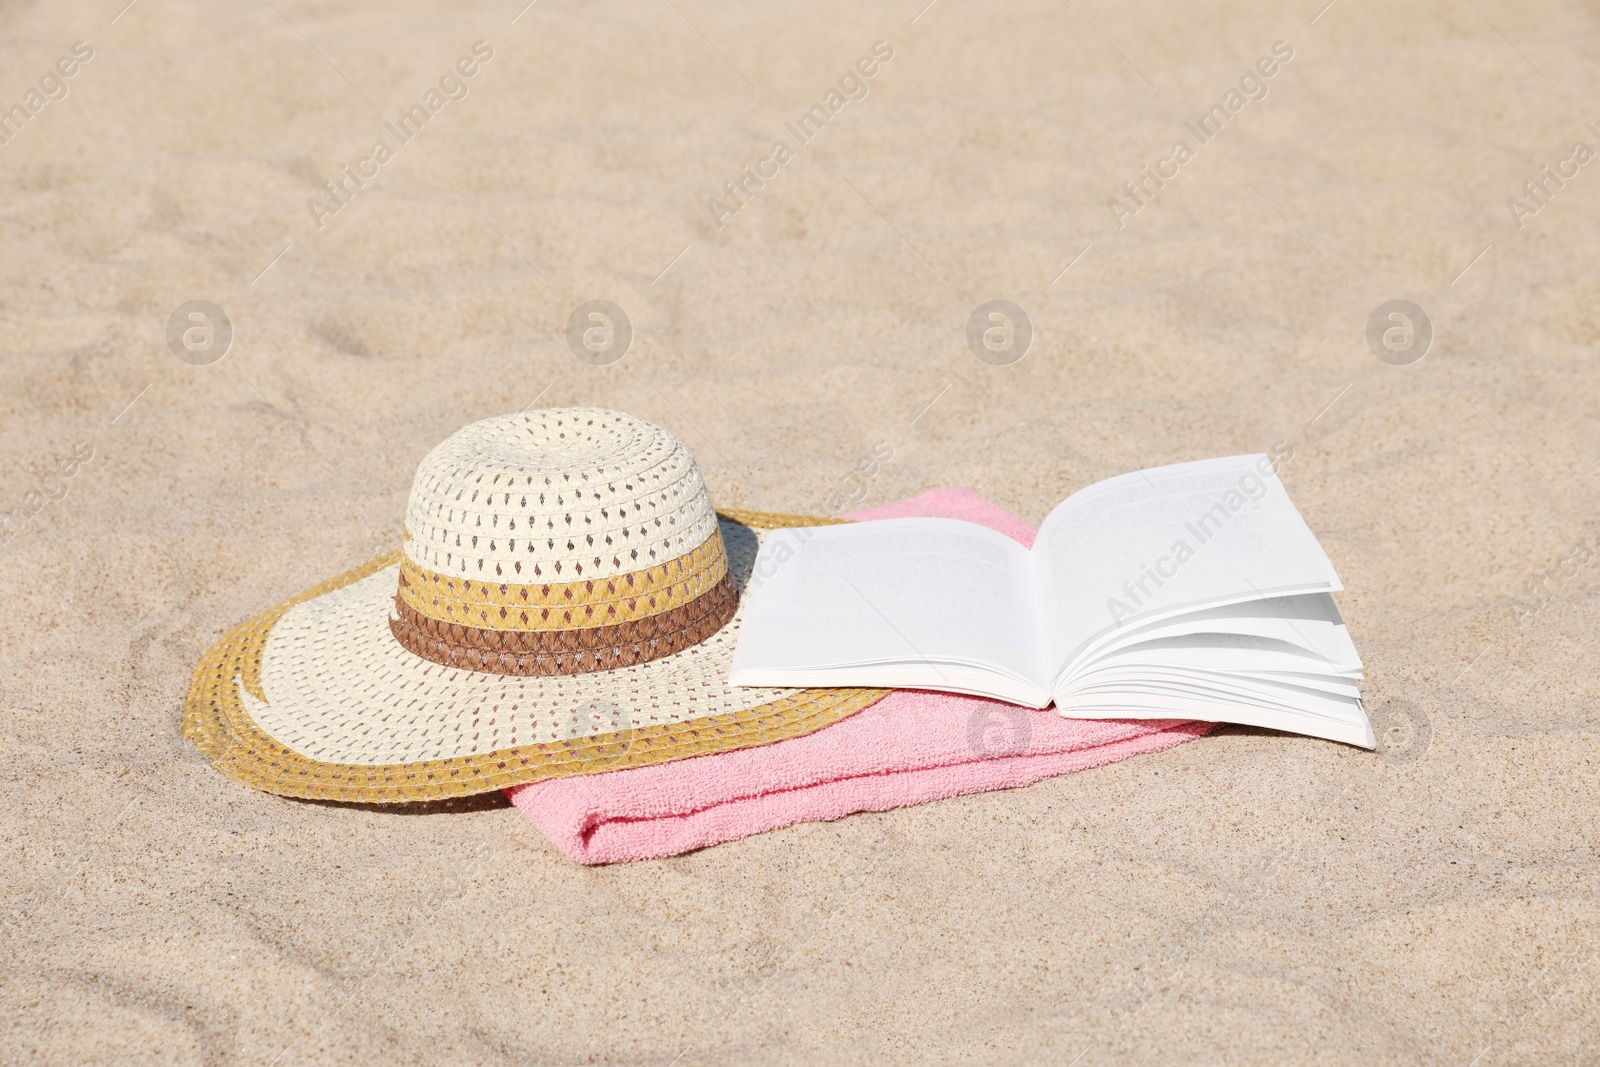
[184,408,885,802]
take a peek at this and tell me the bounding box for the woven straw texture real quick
[387,568,740,675]
[182,509,887,803]
[394,534,729,630]
[404,408,718,582]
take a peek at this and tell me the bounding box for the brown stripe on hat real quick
[388,570,739,675]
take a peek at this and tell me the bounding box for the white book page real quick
[1060,594,1362,685]
[1051,594,1372,748]
[1065,686,1373,748]
[1080,633,1354,680]
[1032,455,1343,683]
[1068,673,1360,722]
[733,661,1047,706]
[729,519,1046,696]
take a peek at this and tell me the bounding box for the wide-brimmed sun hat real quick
[184,408,886,803]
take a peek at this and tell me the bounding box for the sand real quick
[3,0,1599,1061]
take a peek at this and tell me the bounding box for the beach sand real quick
[3,0,1598,1062]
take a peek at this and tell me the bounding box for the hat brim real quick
[183,509,887,803]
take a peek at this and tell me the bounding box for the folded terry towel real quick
[506,487,1214,864]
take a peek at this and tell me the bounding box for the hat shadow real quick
[286,792,512,815]
[719,516,759,588]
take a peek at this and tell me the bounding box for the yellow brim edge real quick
[181,509,889,803]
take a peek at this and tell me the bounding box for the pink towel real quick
[506,488,1214,864]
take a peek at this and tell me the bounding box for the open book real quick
[730,455,1372,748]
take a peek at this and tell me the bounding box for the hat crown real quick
[403,408,718,583]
